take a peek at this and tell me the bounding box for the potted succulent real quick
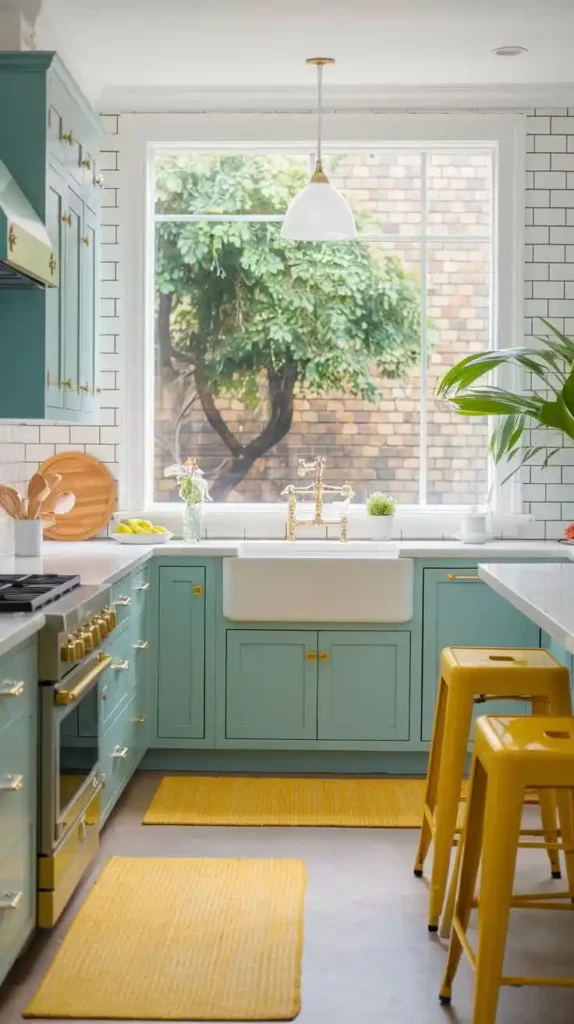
[366,492,396,540]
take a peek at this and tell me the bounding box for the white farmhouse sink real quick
[223,545,413,623]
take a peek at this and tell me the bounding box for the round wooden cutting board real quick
[39,452,117,541]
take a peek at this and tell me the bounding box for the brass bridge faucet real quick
[281,456,355,542]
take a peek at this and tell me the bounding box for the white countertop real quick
[479,561,574,656]
[0,537,571,660]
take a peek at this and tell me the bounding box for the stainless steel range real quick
[34,580,118,927]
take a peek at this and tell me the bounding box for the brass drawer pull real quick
[134,582,150,592]
[101,685,108,702]
[59,378,73,390]
[114,596,131,607]
[134,714,147,724]
[78,383,89,392]
[0,891,22,911]
[133,640,149,651]
[8,224,17,251]
[192,586,203,596]
[61,130,74,145]
[446,574,480,581]
[0,680,25,697]
[112,746,129,759]
[111,660,129,672]
[94,174,104,188]
[49,253,57,276]
[0,774,23,791]
[61,212,72,226]
[306,650,317,661]
[55,653,111,705]
[81,156,92,169]
[82,236,90,247]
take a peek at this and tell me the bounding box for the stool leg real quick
[439,754,486,1005]
[556,788,574,898]
[532,697,563,878]
[414,676,447,878]
[427,690,473,931]
[537,789,562,878]
[472,773,523,1024]
[440,819,463,939]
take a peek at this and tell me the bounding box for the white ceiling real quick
[36,0,574,108]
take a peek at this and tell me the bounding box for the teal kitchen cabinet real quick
[541,632,574,695]
[317,631,410,742]
[0,639,38,987]
[157,567,206,740]
[421,567,541,741]
[226,630,318,740]
[0,52,104,421]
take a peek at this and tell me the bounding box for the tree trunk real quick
[195,363,298,501]
[156,292,174,376]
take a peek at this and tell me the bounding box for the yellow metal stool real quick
[439,715,574,1024]
[414,647,572,931]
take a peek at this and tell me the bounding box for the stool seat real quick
[440,715,574,1024]
[414,645,572,931]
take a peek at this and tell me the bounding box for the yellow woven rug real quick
[144,775,429,827]
[25,857,306,1021]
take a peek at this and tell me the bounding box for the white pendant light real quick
[282,57,357,242]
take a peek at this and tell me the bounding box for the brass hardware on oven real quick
[446,573,480,581]
[55,653,112,705]
[133,640,149,651]
[81,156,92,169]
[61,212,72,226]
[80,630,94,652]
[73,637,86,660]
[307,650,317,661]
[78,818,87,843]
[0,774,23,791]
[192,586,203,597]
[0,680,24,697]
[112,746,128,759]
[114,596,131,607]
[8,224,17,251]
[0,891,22,911]
[61,130,74,145]
[60,641,77,663]
[49,253,57,276]
[111,660,129,672]
[94,174,104,188]
[102,607,117,630]
[134,582,150,592]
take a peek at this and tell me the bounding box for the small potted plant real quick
[366,492,396,541]
[164,458,212,543]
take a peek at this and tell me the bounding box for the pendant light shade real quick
[282,58,357,242]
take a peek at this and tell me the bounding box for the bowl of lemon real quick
[112,519,173,544]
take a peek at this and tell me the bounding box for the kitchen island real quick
[479,561,574,658]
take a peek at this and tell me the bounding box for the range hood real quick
[0,159,58,289]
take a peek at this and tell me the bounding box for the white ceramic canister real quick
[460,512,488,543]
[371,516,394,541]
[14,520,42,557]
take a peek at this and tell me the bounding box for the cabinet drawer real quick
[0,714,35,861]
[0,643,36,733]
[99,629,135,729]
[100,693,139,820]
[0,826,35,986]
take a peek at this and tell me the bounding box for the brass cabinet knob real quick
[306,650,317,661]
[49,253,57,276]
[319,652,329,661]
[61,130,74,145]
[192,586,203,597]
[81,156,92,169]
[82,236,90,247]
[61,212,72,226]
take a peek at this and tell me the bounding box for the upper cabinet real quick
[0,53,105,421]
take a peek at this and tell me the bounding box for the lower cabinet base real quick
[141,749,430,775]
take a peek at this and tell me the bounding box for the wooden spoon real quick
[0,485,23,519]
[52,491,76,516]
[40,513,57,529]
[27,473,50,519]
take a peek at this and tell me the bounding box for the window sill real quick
[112,506,536,541]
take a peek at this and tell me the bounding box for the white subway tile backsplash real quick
[40,425,70,444]
[70,426,101,444]
[25,444,54,462]
[85,444,116,463]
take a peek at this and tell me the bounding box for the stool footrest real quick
[501,975,574,989]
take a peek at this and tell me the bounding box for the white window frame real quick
[118,109,525,521]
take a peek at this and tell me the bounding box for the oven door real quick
[39,653,111,853]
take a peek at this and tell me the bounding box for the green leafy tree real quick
[155,154,422,499]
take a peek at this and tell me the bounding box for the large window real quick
[151,145,494,505]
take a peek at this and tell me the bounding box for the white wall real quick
[0,107,573,545]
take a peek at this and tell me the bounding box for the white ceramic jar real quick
[14,520,42,557]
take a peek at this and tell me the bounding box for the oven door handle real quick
[55,653,112,705]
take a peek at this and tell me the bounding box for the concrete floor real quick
[1,772,574,1024]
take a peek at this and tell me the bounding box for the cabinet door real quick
[318,631,410,741]
[62,184,83,411]
[422,568,541,741]
[226,630,318,740]
[158,568,205,739]
[45,166,65,410]
[80,203,98,413]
